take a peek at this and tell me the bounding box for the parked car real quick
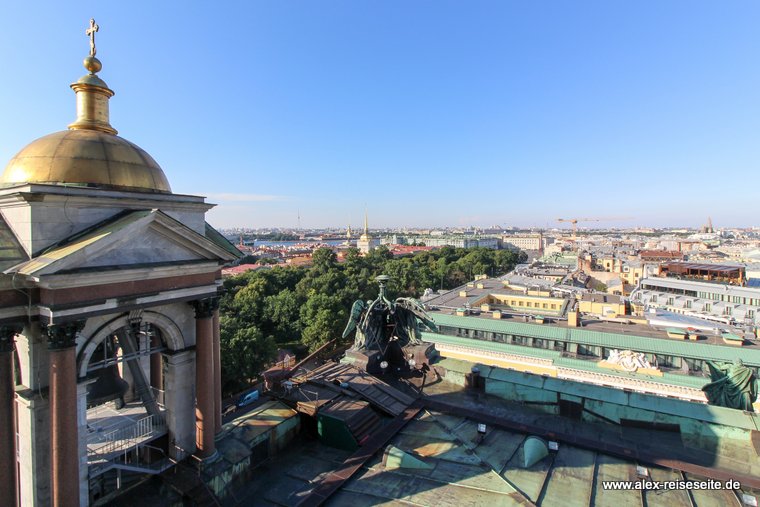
[236,389,259,408]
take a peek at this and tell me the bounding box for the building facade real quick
[633,277,760,326]
[501,233,544,253]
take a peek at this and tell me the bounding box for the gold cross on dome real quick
[86,18,99,57]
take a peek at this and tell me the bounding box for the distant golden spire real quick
[360,210,370,241]
[68,18,117,135]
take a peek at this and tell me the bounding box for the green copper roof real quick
[422,331,710,389]
[205,222,243,259]
[429,313,760,368]
[436,357,760,430]
[422,331,562,360]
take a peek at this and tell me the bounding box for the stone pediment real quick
[5,209,238,277]
[0,213,29,272]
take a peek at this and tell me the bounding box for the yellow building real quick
[578,293,627,317]
[472,292,568,316]
[621,263,646,286]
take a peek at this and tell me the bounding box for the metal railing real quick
[88,413,167,459]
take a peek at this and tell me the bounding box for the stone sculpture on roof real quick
[605,349,652,372]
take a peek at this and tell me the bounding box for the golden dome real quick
[0,19,172,194]
[1,130,171,193]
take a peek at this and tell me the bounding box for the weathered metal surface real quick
[592,454,642,507]
[539,446,595,507]
[644,466,694,507]
[683,472,743,507]
[300,361,415,417]
[502,435,554,504]
[522,437,550,468]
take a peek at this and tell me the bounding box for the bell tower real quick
[0,20,240,506]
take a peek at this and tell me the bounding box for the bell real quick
[87,364,129,408]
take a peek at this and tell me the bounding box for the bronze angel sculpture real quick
[342,275,438,352]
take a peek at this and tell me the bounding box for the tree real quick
[219,316,276,393]
[311,247,338,274]
[300,293,346,351]
[264,289,303,343]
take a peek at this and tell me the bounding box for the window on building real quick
[657,355,676,368]
[684,358,703,373]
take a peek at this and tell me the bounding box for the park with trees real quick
[219,245,525,394]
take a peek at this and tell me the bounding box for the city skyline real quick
[1,2,759,229]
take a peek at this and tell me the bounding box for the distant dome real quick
[1,129,171,194]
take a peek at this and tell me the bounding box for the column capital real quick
[0,323,23,353]
[191,297,219,319]
[44,321,85,350]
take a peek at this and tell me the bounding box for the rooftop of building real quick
[580,293,624,304]
[640,276,760,296]
[423,277,760,365]
[661,262,745,274]
[201,366,759,506]
[640,250,685,258]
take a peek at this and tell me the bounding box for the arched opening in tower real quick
[83,322,170,498]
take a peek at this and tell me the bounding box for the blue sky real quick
[1,1,759,230]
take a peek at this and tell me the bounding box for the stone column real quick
[0,324,22,507]
[164,351,195,460]
[77,381,91,507]
[192,299,217,459]
[45,321,84,507]
[212,307,222,435]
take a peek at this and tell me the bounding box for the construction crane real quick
[556,218,601,241]
[556,217,633,241]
